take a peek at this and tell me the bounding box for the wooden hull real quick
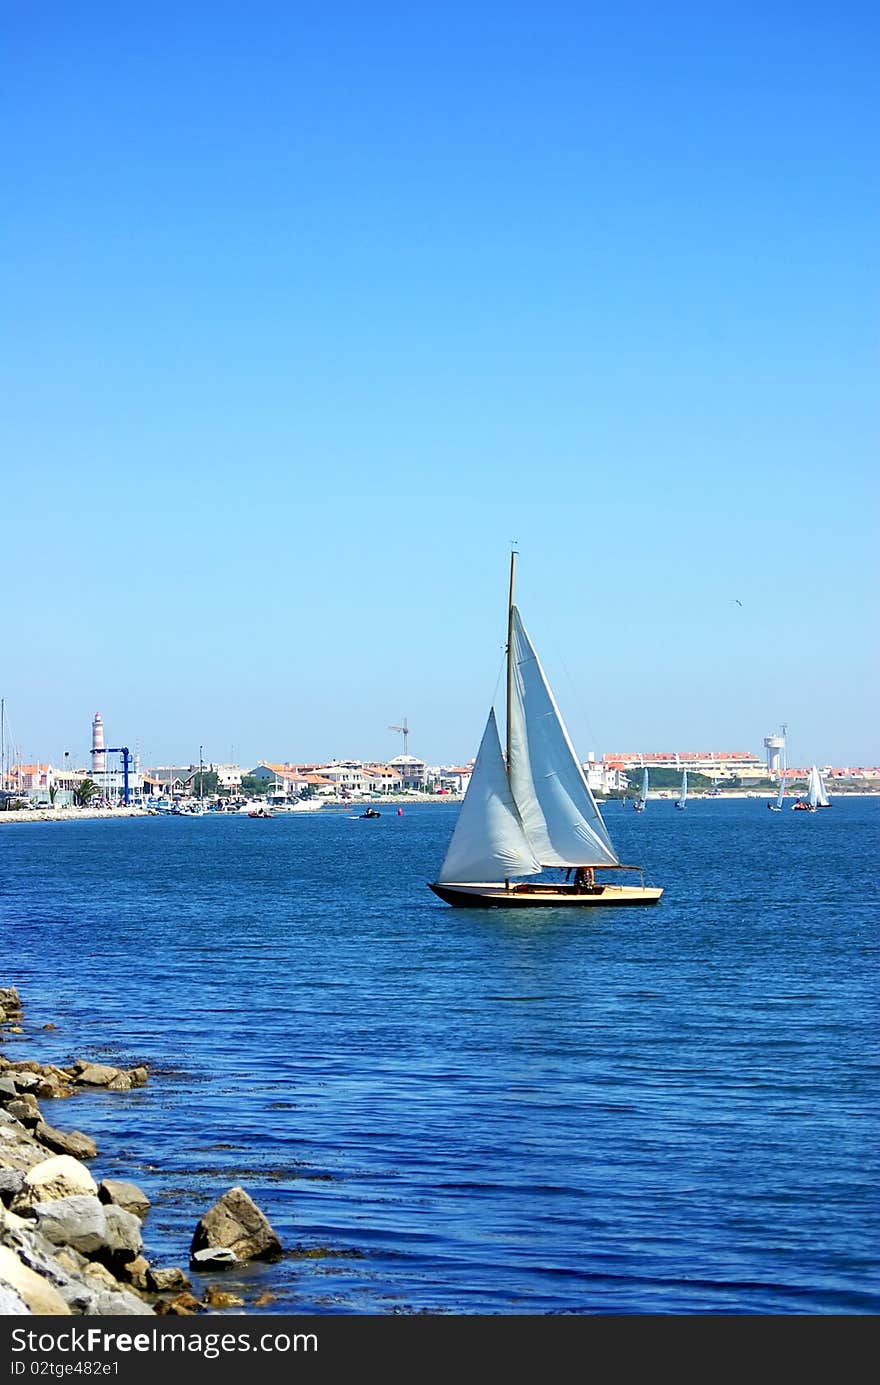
[429,881,663,909]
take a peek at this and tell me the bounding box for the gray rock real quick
[0,1280,30,1314]
[0,1244,71,1315]
[101,1204,143,1262]
[0,1117,51,1173]
[74,1065,121,1088]
[35,1123,98,1161]
[11,1072,41,1093]
[0,1169,25,1205]
[30,1196,109,1256]
[147,1266,192,1292]
[14,1232,150,1316]
[0,1077,18,1101]
[90,1287,154,1316]
[98,1179,151,1220]
[190,1186,282,1263]
[0,989,22,1020]
[35,1075,64,1099]
[6,1101,39,1128]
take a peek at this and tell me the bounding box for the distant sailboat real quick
[428,554,662,908]
[768,775,786,812]
[675,768,687,810]
[793,765,826,812]
[633,768,648,812]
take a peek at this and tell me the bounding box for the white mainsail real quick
[437,708,541,884]
[507,607,619,868]
[776,774,787,809]
[816,768,829,807]
[807,764,826,809]
[678,769,688,806]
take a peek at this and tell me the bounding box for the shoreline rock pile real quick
[0,986,283,1316]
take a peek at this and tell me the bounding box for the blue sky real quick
[3,2,877,770]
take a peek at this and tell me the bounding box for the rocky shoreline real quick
[0,987,281,1317]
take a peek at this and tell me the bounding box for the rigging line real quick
[490,647,506,716]
[549,639,604,766]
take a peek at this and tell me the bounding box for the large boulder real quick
[29,1195,143,1266]
[0,1113,51,1172]
[98,1179,150,1220]
[30,1196,109,1257]
[0,1244,71,1315]
[13,1155,98,1208]
[190,1186,281,1264]
[73,1064,122,1088]
[35,1123,98,1160]
[101,1204,143,1263]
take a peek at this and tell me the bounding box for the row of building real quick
[2,715,877,809]
[5,748,880,810]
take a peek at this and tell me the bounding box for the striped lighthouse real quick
[91,712,106,775]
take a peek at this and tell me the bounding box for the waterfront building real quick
[252,762,310,796]
[214,763,243,791]
[361,764,403,794]
[432,765,473,794]
[388,754,427,789]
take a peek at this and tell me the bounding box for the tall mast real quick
[506,549,516,777]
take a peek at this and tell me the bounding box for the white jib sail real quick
[807,765,823,809]
[641,769,649,804]
[436,708,541,884]
[679,769,688,805]
[507,608,619,868]
[816,769,829,806]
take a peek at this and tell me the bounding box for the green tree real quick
[73,778,100,807]
[195,769,219,796]
[240,774,269,796]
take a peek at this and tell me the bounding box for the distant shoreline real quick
[0,795,453,825]
[1,790,877,825]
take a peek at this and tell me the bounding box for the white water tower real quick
[764,733,785,777]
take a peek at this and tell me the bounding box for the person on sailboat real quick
[573,867,595,892]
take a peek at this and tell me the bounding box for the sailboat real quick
[675,768,687,810]
[767,775,786,811]
[428,555,663,909]
[633,768,648,812]
[793,764,829,812]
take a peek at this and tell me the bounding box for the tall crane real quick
[103,747,132,806]
[388,718,410,756]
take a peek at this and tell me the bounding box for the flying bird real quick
[735,599,743,607]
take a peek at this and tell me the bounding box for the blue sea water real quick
[1,798,878,1315]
